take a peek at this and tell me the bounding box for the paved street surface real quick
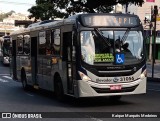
[147,62,160,80]
[0,62,160,121]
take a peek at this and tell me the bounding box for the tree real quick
[28,0,69,21]
[28,0,144,21]
[75,0,144,8]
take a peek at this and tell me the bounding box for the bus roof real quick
[10,13,141,36]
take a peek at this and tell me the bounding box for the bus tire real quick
[54,76,64,101]
[109,95,122,101]
[21,70,28,90]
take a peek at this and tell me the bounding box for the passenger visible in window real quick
[115,39,121,52]
[122,42,133,58]
[122,43,130,52]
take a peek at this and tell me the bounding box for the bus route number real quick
[119,76,134,82]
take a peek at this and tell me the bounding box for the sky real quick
[0,0,36,14]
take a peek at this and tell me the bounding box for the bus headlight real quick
[78,71,91,81]
[140,70,147,79]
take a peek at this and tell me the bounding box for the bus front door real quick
[63,32,75,94]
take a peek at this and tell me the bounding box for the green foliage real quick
[28,0,69,21]
[28,0,144,21]
[82,0,144,8]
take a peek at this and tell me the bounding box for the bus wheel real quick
[109,96,122,101]
[54,76,64,101]
[21,71,28,90]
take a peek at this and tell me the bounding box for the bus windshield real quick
[80,30,144,65]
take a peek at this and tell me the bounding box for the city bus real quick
[10,13,147,100]
[1,34,11,65]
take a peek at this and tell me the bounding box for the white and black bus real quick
[10,13,146,100]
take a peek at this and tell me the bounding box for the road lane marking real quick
[26,93,34,97]
[0,78,8,82]
[2,76,12,80]
[85,115,103,121]
[148,89,160,92]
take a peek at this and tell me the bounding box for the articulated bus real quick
[10,13,146,100]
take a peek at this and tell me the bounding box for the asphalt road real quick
[0,63,160,121]
[147,63,160,79]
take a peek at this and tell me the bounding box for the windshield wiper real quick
[120,28,131,44]
[94,28,111,47]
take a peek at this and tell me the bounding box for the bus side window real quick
[51,29,60,55]
[24,35,30,54]
[38,31,46,55]
[17,35,23,54]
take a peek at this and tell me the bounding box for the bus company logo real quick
[96,78,112,83]
[106,66,124,70]
[113,77,119,82]
[96,77,119,83]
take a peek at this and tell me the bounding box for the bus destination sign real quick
[81,15,139,27]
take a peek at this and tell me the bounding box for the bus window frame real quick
[38,30,46,55]
[17,35,24,55]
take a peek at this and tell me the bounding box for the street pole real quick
[125,3,128,13]
[149,6,153,61]
[152,5,158,78]
[149,29,152,61]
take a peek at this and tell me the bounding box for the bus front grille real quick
[91,85,138,93]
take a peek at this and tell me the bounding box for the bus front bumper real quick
[76,78,146,98]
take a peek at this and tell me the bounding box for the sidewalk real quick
[147,60,160,82]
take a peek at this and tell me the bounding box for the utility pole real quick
[149,6,153,61]
[152,5,158,78]
[125,3,128,13]
[149,29,152,61]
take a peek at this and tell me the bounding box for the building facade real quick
[0,13,33,36]
[123,0,160,60]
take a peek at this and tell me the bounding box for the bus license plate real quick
[110,85,122,90]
